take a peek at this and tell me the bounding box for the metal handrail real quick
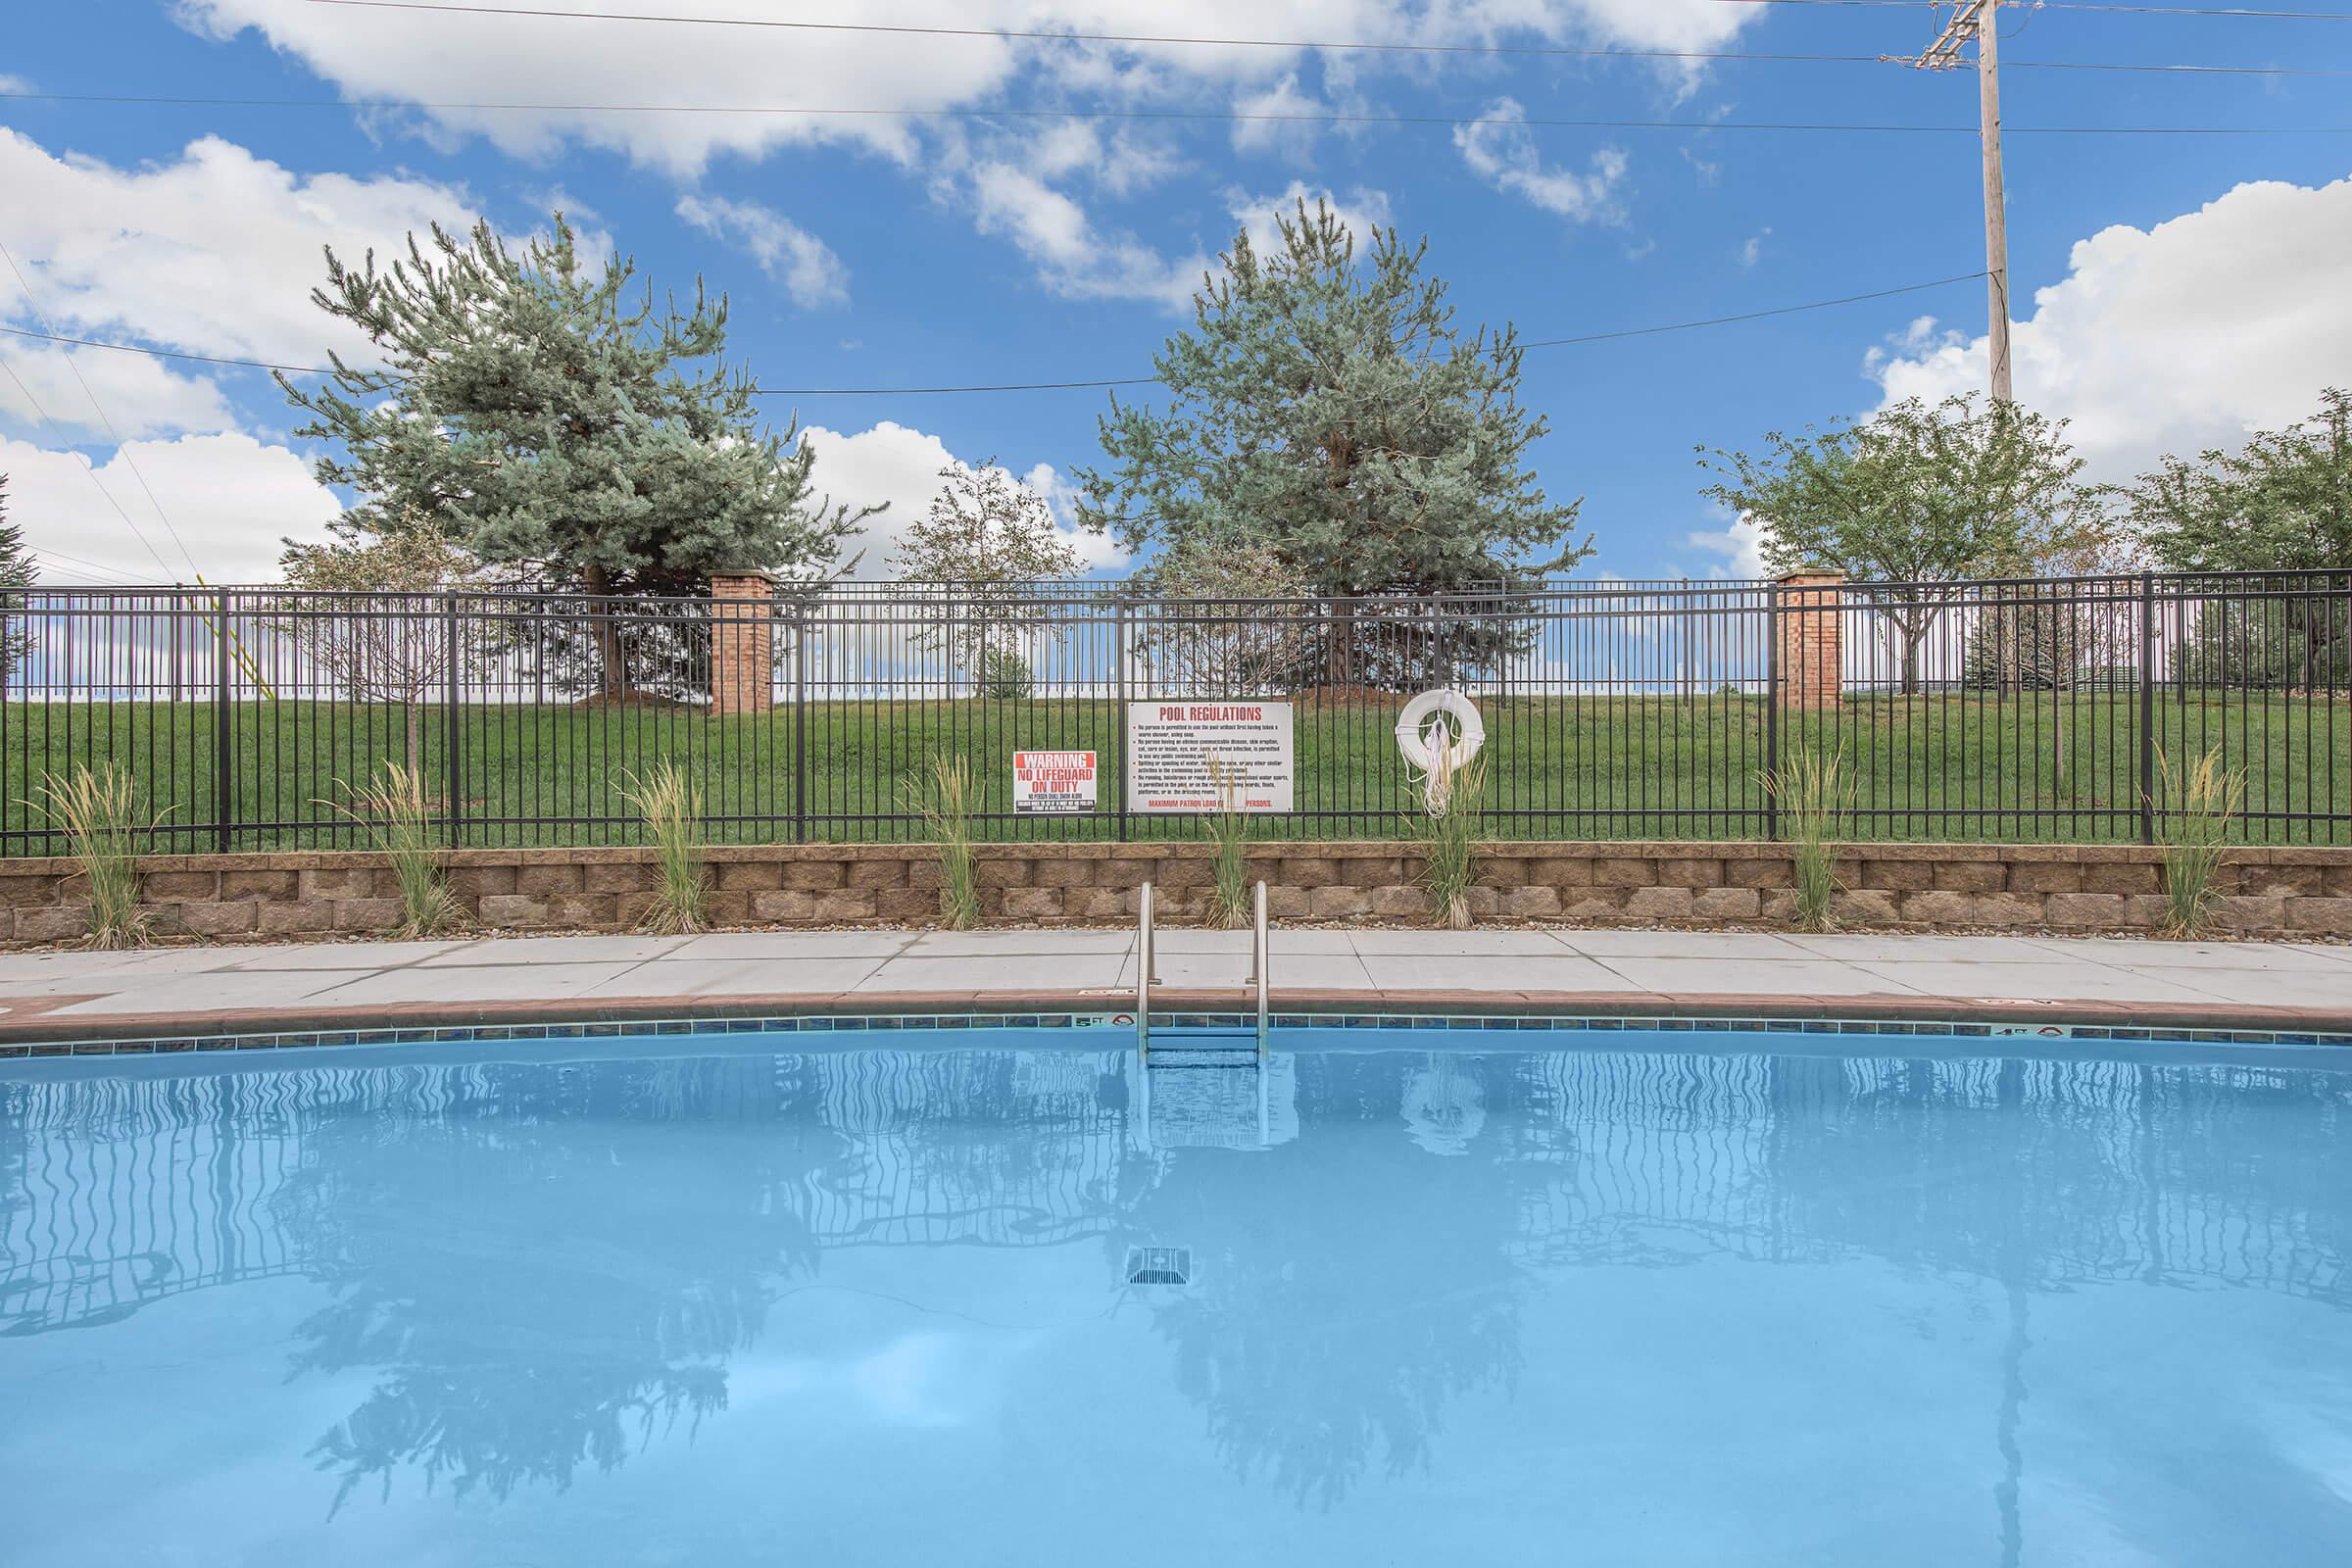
[1136,881,1154,1056]
[1249,880,1269,1055]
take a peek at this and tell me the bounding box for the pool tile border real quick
[7,1009,2349,1059]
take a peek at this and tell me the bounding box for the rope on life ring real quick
[1394,689,1486,774]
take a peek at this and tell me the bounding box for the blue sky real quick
[2,0,2348,587]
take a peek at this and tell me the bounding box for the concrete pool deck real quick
[0,926,2347,1044]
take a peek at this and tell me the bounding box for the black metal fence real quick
[0,570,2345,855]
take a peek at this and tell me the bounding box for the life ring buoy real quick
[1394,689,1486,773]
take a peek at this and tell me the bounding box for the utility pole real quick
[1904,0,2011,403]
[1904,2,2022,694]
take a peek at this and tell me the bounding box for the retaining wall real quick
[2,841,2348,943]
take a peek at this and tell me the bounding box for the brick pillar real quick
[1774,570,1844,709]
[710,571,776,716]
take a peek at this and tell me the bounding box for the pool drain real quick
[1125,1246,1192,1286]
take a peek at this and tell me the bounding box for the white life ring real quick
[1395,689,1486,774]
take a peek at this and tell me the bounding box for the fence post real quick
[443,594,464,850]
[792,598,808,844]
[2137,571,2157,845]
[213,589,233,854]
[1762,580,1781,842]
[710,571,777,717]
[1772,569,1846,709]
[1114,603,1131,843]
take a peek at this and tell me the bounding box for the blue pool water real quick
[3,1026,2350,1565]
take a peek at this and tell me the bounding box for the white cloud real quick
[1,431,339,585]
[1869,173,2352,481]
[1022,122,1185,199]
[915,116,1203,308]
[1685,508,1765,578]
[1015,461,1126,571]
[173,2,1761,173]
[1551,0,1759,51]
[1225,182,1395,258]
[0,128,485,368]
[164,3,1755,306]
[674,194,849,308]
[0,342,236,439]
[799,420,1124,580]
[1230,73,1329,158]
[1454,100,1629,223]
[175,0,977,174]
[1740,227,1770,268]
[964,163,1208,310]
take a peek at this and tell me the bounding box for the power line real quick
[0,270,1985,396]
[7,90,2347,136]
[0,239,208,582]
[0,323,321,373]
[1519,270,1984,346]
[293,0,1902,63]
[0,319,1149,387]
[296,0,2352,68]
[2032,4,2352,15]
[29,548,150,586]
[300,0,2352,13]
[0,349,180,578]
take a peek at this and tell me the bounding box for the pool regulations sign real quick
[1011,751,1099,814]
[1126,702,1295,813]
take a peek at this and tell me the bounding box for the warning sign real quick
[1127,702,1295,813]
[1012,750,1098,814]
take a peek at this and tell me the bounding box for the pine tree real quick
[1960,591,2079,692]
[1075,199,1587,689]
[0,475,38,690]
[281,215,874,698]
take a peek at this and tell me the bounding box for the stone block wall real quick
[1,840,2348,943]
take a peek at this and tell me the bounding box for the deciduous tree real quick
[1700,394,2097,694]
[889,462,1081,694]
[279,508,497,765]
[1139,535,1317,697]
[2117,389,2352,691]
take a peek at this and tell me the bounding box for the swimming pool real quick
[4,1023,2349,1564]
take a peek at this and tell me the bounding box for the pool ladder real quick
[1135,879,1268,1058]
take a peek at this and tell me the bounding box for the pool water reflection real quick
[3,1029,2349,1564]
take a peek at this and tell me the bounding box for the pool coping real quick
[3,986,2348,1053]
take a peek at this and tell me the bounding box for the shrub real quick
[2153,747,2244,937]
[35,763,160,949]
[1412,757,1488,930]
[619,760,709,934]
[1204,755,1251,928]
[322,762,456,938]
[906,753,980,929]
[1761,745,1852,932]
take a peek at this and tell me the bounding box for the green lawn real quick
[3,692,2347,854]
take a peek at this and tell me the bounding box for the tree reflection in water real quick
[275,1054,834,1508]
[1123,1054,1530,1510]
[3,1040,2349,1521]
